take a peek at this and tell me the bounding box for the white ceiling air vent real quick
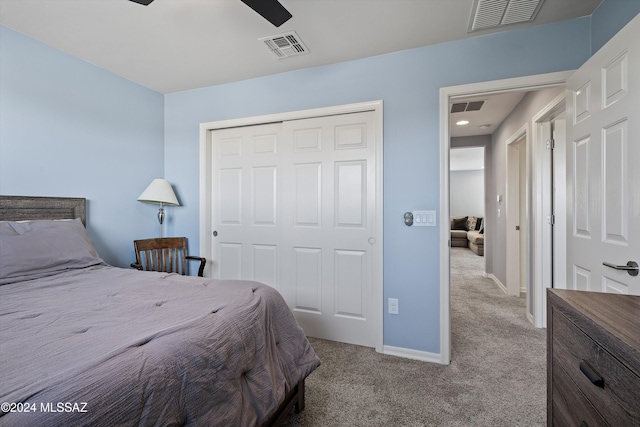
[259,31,309,59]
[469,0,544,32]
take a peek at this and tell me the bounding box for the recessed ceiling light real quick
[456,120,470,126]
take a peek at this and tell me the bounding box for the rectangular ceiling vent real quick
[451,101,485,113]
[468,0,544,32]
[259,31,309,60]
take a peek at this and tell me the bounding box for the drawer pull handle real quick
[580,360,604,388]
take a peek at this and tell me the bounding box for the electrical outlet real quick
[388,298,399,315]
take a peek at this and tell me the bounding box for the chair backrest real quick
[133,237,189,275]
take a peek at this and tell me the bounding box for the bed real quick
[0,196,320,426]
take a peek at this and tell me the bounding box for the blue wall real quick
[164,18,592,353]
[591,0,640,53]
[1,0,638,355]
[0,27,165,267]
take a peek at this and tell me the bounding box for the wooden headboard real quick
[0,196,87,226]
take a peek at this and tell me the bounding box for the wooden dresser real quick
[547,289,640,426]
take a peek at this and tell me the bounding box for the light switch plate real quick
[388,298,399,314]
[413,210,436,226]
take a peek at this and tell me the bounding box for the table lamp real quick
[137,178,179,237]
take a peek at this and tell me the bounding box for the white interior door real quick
[566,14,640,295]
[506,133,526,297]
[280,112,377,346]
[518,141,527,294]
[211,123,283,283]
[210,111,379,347]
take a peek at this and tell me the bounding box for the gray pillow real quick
[451,216,468,230]
[0,218,104,283]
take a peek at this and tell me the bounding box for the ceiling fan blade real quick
[240,0,292,27]
[129,0,154,5]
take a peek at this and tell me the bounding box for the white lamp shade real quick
[137,179,180,206]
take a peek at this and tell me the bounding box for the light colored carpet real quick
[283,247,546,426]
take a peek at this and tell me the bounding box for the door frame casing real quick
[439,71,573,364]
[531,94,567,328]
[199,100,384,354]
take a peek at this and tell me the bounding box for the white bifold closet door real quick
[211,111,378,347]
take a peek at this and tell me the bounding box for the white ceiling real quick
[0,0,602,94]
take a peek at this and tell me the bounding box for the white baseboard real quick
[486,273,507,294]
[382,345,445,364]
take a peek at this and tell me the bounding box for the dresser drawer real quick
[552,360,608,427]
[552,309,640,425]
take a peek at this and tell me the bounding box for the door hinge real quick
[547,215,555,225]
[546,139,555,150]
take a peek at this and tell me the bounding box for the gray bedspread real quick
[0,266,320,426]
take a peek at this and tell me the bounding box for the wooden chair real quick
[131,237,206,277]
